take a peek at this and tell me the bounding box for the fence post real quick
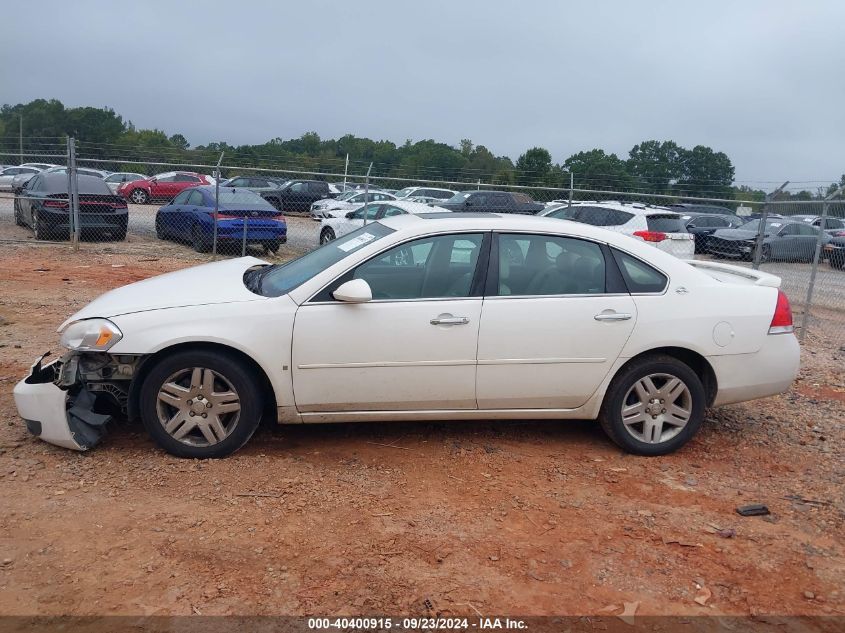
[568,172,574,208]
[67,137,80,251]
[800,185,844,341]
[212,151,224,259]
[362,162,373,226]
[752,181,788,270]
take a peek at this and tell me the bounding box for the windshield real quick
[257,223,395,297]
[394,187,415,198]
[444,192,472,204]
[219,189,275,207]
[336,190,359,201]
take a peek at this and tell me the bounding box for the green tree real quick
[515,147,553,185]
[563,149,633,191]
[626,140,682,194]
[675,145,735,198]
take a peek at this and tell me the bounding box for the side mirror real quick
[333,279,372,303]
[465,200,472,207]
[345,211,355,219]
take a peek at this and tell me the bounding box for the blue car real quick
[155,186,287,253]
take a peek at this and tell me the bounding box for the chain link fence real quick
[1,138,843,346]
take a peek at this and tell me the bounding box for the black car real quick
[705,218,827,262]
[669,203,737,216]
[439,190,544,214]
[219,175,292,210]
[676,211,744,253]
[274,180,332,213]
[13,173,128,241]
[823,236,845,269]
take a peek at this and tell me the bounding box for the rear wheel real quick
[130,188,149,205]
[192,224,211,252]
[33,209,55,241]
[264,240,280,254]
[155,214,167,240]
[830,253,845,270]
[598,355,705,456]
[14,203,24,226]
[758,243,772,263]
[139,349,264,458]
[320,227,336,245]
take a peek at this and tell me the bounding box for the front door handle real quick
[594,312,632,322]
[431,315,470,326]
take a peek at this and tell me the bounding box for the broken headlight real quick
[59,319,123,352]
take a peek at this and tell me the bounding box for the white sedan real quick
[318,199,450,244]
[14,213,800,458]
[310,190,397,219]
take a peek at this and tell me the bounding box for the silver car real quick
[104,172,146,194]
[0,166,42,191]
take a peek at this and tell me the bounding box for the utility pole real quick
[19,114,23,164]
[800,184,844,340]
[343,154,349,191]
[568,172,574,208]
[752,181,788,269]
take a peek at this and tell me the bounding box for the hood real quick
[711,229,761,240]
[60,256,268,329]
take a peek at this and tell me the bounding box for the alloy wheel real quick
[156,367,241,447]
[620,373,693,444]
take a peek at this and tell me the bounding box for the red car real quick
[117,171,214,204]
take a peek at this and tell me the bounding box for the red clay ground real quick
[0,242,842,620]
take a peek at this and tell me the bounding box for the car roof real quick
[567,201,681,217]
[381,200,450,214]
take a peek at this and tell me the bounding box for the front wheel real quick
[830,253,844,270]
[758,243,771,263]
[320,227,336,244]
[598,355,705,456]
[139,349,264,458]
[130,188,149,205]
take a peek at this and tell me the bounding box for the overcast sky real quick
[1,0,843,190]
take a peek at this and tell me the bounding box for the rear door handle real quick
[594,313,632,321]
[430,316,470,326]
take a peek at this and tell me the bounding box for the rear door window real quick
[497,233,606,296]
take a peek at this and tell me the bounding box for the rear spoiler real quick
[684,260,782,288]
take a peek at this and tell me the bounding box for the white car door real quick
[330,203,383,239]
[476,233,637,409]
[292,232,488,412]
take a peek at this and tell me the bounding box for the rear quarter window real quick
[611,248,668,293]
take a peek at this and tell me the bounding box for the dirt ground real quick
[0,241,842,619]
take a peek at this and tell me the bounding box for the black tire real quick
[155,214,167,240]
[138,349,264,458]
[32,209,55,241]
[129,188,149,205]
[192,224,211,253]
[831,254,844,270]
[264,240,280,254]
[758,244,771,264]
[320,227,336,245]
[14,202,24,227]
[598,355,705,456]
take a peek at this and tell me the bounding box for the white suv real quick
[541,202,695,258]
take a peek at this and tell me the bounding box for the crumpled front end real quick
[13,353,113,451]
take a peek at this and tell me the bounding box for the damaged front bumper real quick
[12,353,112,451]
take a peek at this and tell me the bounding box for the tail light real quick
[769,289,794,335]
[43,199,69,209]
[633,230,667,243]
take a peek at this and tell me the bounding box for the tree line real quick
[1,98,841,202]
